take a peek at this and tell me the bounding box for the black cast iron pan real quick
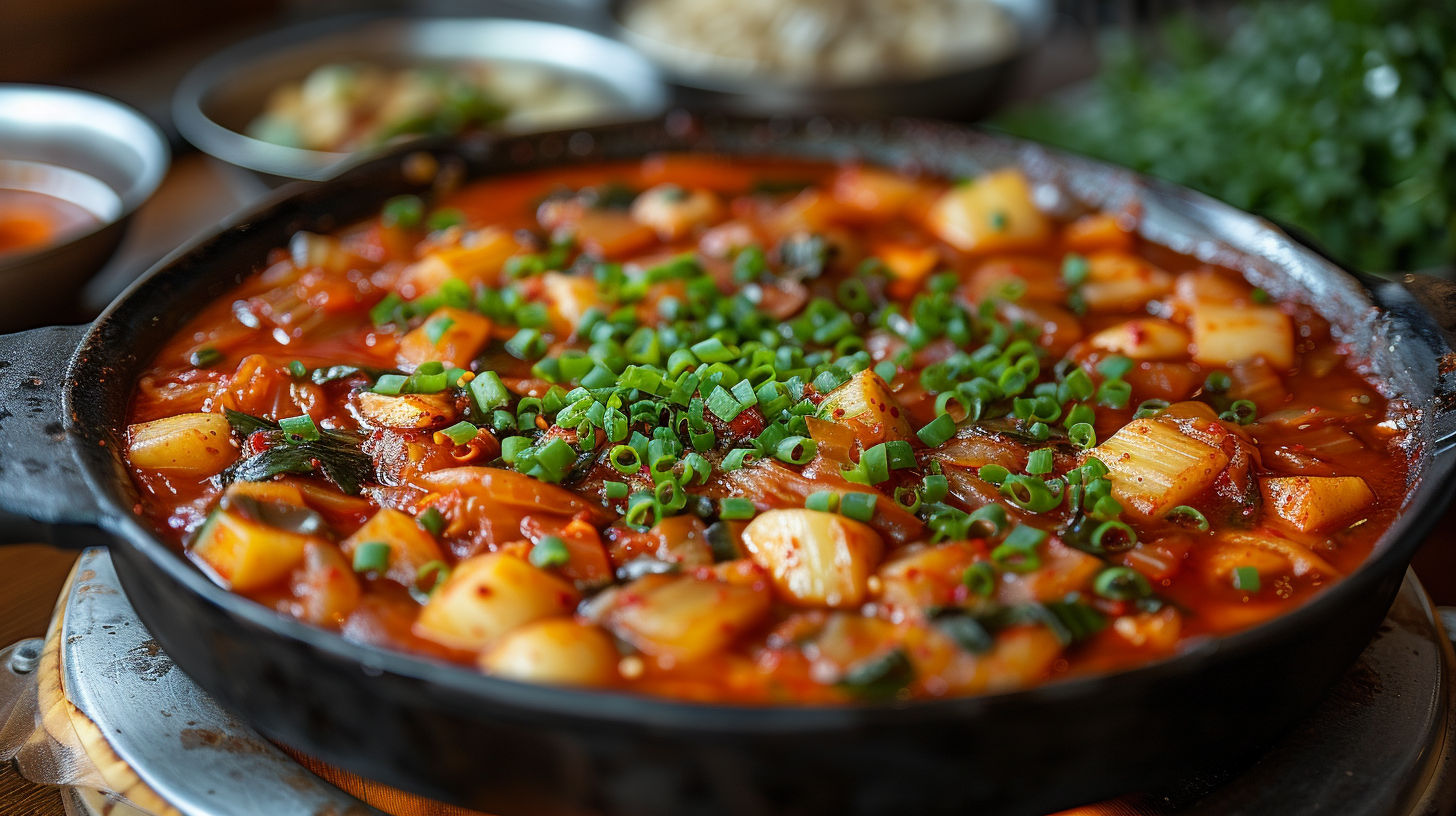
[2,117,1455,816]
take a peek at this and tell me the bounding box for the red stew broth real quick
[124,155,1405,704]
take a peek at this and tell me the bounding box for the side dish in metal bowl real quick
[123,153,1407,704]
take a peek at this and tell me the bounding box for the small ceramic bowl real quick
[0,85,169,330]
[172,15,668,184]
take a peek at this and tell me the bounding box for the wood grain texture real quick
[0,544,78,816]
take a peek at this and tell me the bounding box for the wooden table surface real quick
[0,545,82,816]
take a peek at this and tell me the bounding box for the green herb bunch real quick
[998,0,1456,272]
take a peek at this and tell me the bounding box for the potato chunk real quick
[833,165,926,220]
[605,574,771,662]
[354,391,458,430]
[927,169,1050,253]
[876,542,981,611]
[1191,303,1294,369]
[818,370,914,445]
[630,184,724,239]
[341,508,445,588]
[742,509,884,608]
[1261,476,1374,533]
[127,413,238,477]
[290,541,360,626]
[1087,318,1191,361]
[542,272,605,335]
[396,306,492,370]
[1091,417,1230,518]
[480,618,620,687]
[1081,252,1174,313]
[415,553,581,652]
[191,509,313,592]
[399,227,520,294]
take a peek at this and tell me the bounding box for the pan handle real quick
[0,324,107,547]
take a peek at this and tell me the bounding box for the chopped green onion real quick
[381,195,424,229]
[1026,448,1055,476]
[1232,566,1262,592]
[190,347,224,368]
[289,360,307,379]
[604,480,630,499]
[505,329,546,360]
[1097,379,1133,409]
[968,504,1008,538]
[609,445,641,474]
[425,315,456,346]
[1002,524,1048,551]
[1096,355,1133,380]
[917,412,957,448]
[501,436,531,463]
[1134,399,1170,419]
[1166,505,1210,531]
[1062,253,1090,287]
[840,492,877,522]
[720,497,756,520]
[806,490,839,512]
[373,373,408,395]
[416,507,445,536]
[279,414,320,442]
[1204,371,1232,393]
[352,541,390,573]
[775,436,817,464]
[469,372,511,412]
[1093,566,1153,601]
[978,464,1010,486]
[415,560,451,594]
[438,421,477,446]
[991,543,1041,573]
[1220,399,1258,425]
[529,536,570,569]
[1068,422,1097,449]
[706,386,746,422]
[1000,475,1063,513]
[922,474,949,504]
[1091,520,1137,552]
[963,562,997,596]
[722,448,758,471]
[426,207,466,231]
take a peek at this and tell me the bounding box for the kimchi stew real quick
[124,155,1407,703]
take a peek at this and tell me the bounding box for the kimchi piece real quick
[123,155,1408,704]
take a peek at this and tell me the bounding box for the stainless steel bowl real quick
[609,0,1053,120]
[0,85,169,330]
[173,15,669,183]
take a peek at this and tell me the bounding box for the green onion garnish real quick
[352,541,391,573]
[775,436,817,465]
[1166,505,1210,531]
[805,490,839,512]
[279,414,320,442]
[1026,448,1054,476]
[438,421,478,446]
[1093,566,1153,601]
[1068,423,1097,449]
[991,543,1040,573]
[381,195,424,229]
[962,562,997,596]
[840,492,877,522]
[529,536,571,569]
[1204,371,1232,393]
[719,497,756,520]
[426,208,466,232]
[373,374,408,395]
[289,360,307,379]
[416,507,445,536]
[1232,565,1262,592]
[190,347,224,368]
[1091,520,1137,552]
